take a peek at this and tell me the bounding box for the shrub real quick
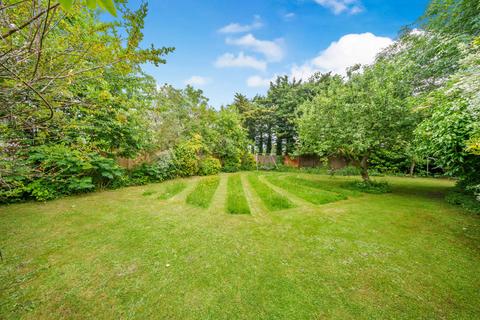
[24,145,124,200]
[240,152,256,171]
[222,154,242,172]
[445,179,480,214]
[173,139,201,177]
[199,157,221,176]
[343,180,392,194]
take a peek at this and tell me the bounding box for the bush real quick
[129,152,175,185]
[240,152,256,171]
[445,191,480,214]
[0,144,125,202]
[199,157,221,175]
[173,139,201,177]
[343,180,392,194]
[222,154,242,173]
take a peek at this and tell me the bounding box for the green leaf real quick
[98,0,117,16]
[58,0,73,10]
[86,0,96,10]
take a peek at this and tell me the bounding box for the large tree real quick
[298,63,415,181]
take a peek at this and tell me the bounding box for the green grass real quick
[157,181,187,200]
[265,174,347,205]
[142,190,156,196]
[285,175,361,197]
[1,173,480,319]
[186,176,220,208]
[226,174,250,214]
[247,174,294,211]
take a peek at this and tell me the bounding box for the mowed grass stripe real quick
[158,181,187,200]
[286,176,361,197]
[265,175,346,205]
[186,176,220,208]
[247,174,294,211]
[226,175,250,214]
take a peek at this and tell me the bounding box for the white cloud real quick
[283,12,296,21]
[291,32,393,80]
[218,15,263,34]
[214,52,267,71]
[184,76,211,86]
[314,0,364,15]
[247,75,276,88]
[226,34,285,62]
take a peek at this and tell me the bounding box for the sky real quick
[135,0,430,108]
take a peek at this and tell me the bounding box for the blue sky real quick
[136,0,430,107]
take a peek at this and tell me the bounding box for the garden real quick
[1,0,479,318]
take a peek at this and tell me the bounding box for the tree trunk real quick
[360,155,369,182]
[285,136,292,155]
[276,137,283,156]
[409,160,416,176]
[258,132,264,154]
[266,127,272,155]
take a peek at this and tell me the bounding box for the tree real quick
[298,64,415,181]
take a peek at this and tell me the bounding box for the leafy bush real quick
[445,191,480,214]
[240,152,256,171]
[172,139,201,177]
[343,180,392,194]
[222,153,242,172]
[0,144,125,202]
[199,157,221,176]
[25,145,124,200]
[445,179,480,214]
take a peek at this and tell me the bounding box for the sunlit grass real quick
[186,176,220,208]
[265,175,346,205]
[1,173,478,319]
[247,174,294,211]
[285,175,361,197]
[157,181,187,200]
[226,174,250,214]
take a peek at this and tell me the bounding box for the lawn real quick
[1,172,480,319]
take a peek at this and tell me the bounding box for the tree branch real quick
[0,0,28,11]
[31,0,53,79]
[0,61,54,124]
[0,2,59,40]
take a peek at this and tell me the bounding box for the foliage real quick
[240,152,256,171]
[58,0,117,16]
[0,144,124,202]
[199,157,222,176]
[445,190,480,214]
[297,64,416,181]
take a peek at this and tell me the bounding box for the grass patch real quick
[286,176,361,197]
[265,175,346,205]
[226,175,250,214]
[186,176,220,208]
[142,190,156,196]
[343,180,392,194]
[157,181,187,200]
[2,173,479,319]
[247,174,294,211]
